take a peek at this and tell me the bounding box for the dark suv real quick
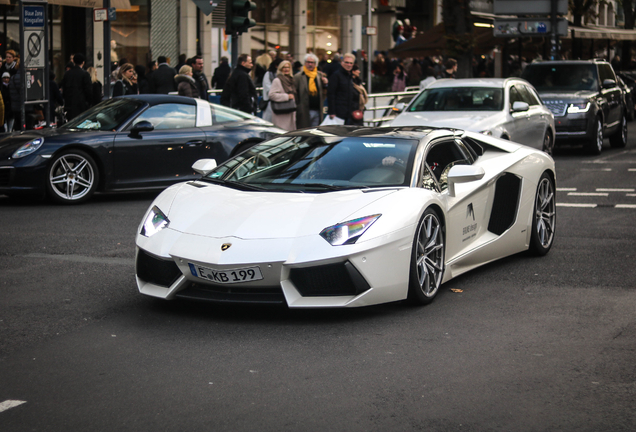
[521,60,627,154]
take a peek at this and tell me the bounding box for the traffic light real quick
[226,0,256,35]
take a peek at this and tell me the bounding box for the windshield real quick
[408,87,503,112]
[61,98,144,131]
[204,135,418,192]
[522,64,598,91]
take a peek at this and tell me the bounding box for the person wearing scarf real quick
[294,53,327,128]
[268,60,298,131]
[351,63,368,126]
[112,63,139,97]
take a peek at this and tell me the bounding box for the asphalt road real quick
[1,128,635,431]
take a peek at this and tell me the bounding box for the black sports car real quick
[0,95,284,203]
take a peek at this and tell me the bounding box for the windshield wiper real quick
[201,178,266,191]
[300,183,366,191]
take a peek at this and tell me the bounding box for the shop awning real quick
[568,24,636,40]
[0,0,132,9]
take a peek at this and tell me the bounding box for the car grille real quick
[136,248,182,287]
[543,101,567,117]
[175,283,286,304]
[289,261,370,297]
[556,119,587,133]
[0,167,12,187]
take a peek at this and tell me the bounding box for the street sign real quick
[494,18,568,37]
[192,0,221,15]
[24,30,45,68]
[94,8,108,22]
[363,26,377,36]
[23,5,45,28]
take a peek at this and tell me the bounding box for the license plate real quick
[188,263,263,284]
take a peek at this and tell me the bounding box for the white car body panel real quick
[135,127,556,308]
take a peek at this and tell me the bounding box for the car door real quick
[599,63,622,128]
[519,84,550,145]
[421,138,491,262]
[508,84,535,145]
[112,102,207,189]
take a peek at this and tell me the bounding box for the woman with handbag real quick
[351,64,368,126]
[268,60,297,131]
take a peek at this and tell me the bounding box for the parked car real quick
[521,59,627,154]
[389,78,556,155]
[0,95,284,203]
[135,125,556,308]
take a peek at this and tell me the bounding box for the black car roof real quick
[116,94,199,105]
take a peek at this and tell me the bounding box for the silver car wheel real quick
[48,152,97,202]
[414,211,445,299]
[534,176,556,249]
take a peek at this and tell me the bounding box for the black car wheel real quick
[408,208,445,305]
[46,150,99,204]
[529,172,556,256]
[542,130,554,156]
[587,117,603,155]
[610,114,628,148]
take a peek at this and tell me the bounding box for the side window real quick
[598,64,616,84]
[132,103,196,130]
[520,85,541,106]
[509,86,524,108]
[425,140,471,191]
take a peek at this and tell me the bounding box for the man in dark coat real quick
[220,54,257,114]
[60,53,92,121]
[294,53,327,128]
[149,56,177,94]
[211,57,231,89]
[327,53,356,124]
[191,55,210,100]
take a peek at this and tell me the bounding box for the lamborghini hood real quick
[164,182,398,239]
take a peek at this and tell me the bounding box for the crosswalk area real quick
[556,187,636,208]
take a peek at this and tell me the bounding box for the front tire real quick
[610,114,627,148]
[529,172,556,256]
[587,117,603,155]
[46,150,99,204]
[407,208,445,305]
[542,130,554,156]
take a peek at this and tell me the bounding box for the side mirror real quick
[393,102,406,113]
[447,165,485,197]
[602,79,617,89]
[192,159,218,175]
[511,101,529,112]
[131,120,154,135]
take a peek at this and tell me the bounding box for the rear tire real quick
[528,172,556,256]
[610,114,627,148]
[542,130,554,156]
[407,208,445,305]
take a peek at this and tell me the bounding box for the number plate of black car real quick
[188,263,264,284]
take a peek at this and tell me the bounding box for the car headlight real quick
[320,214,381,246]
[12,138,45,158]
[141,206,170,237]
[567,102,591,113]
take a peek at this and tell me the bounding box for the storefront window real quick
[253,0,292,25]
[307,0,340,58]
[110,0,150,68]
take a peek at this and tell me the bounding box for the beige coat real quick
[269,77,297,131]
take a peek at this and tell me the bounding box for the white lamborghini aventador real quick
[135,125,556,308]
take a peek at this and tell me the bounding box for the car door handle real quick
[186,140,204,147]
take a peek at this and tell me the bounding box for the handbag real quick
[352,110,364,121]
[271,99,297,114]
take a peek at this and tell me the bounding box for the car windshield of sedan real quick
[408,87,503,112]
[522,64,598,91]
[61,98,144,131]
[203,135,418,192]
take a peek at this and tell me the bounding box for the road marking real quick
[0,400,26,413]
[581,168,612,171]
[627,193,636,197]
[557,203,597,208]
[616,204,636,209]
[567,192,608,196]
[557,187,577,191]
[629,168,636,172]
[596,188,635,192]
